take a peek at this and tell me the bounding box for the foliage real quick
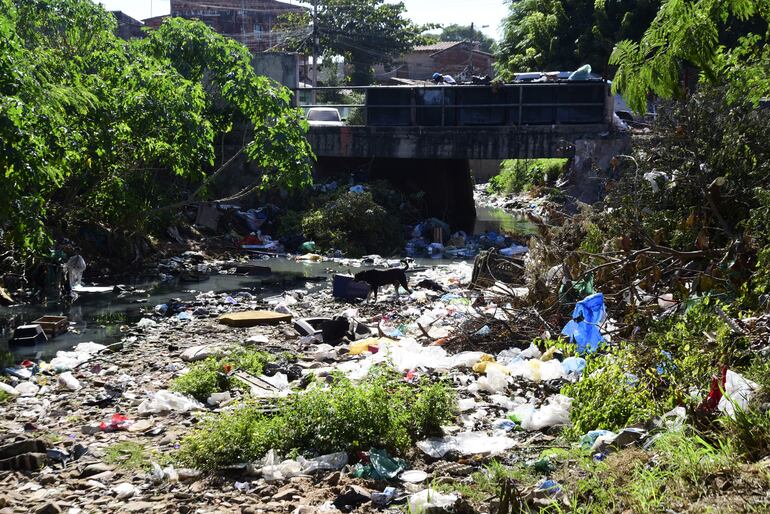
[177,369,455,470]
[0,389,10,404]
[610,0,770,112]
[555,428,742,513]
[589,87,770,306]
[496,0,660,78]
[301,191,405,256]
[721,402,770,463]
[562,347,658,437]
[0,0,312,258]
[436,24,496,54]
[104,441,151,471]
[487,159,567,194]
[277,0,427,85]
[171,349,272,402]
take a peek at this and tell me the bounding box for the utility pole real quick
[312,0,319,105]
[468,22,474,78]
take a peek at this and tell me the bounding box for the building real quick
[376,41,495,83]
[111,11,144,40]
[143,0,304,53]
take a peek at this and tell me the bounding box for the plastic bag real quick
[568,64,592,80]
[355,448,406,480]
[512,395,572,431]
[718,370,758,417]
[477,368,510,393]
[65,255,87,289]
[508,359,565,382]
[417,432,515,458]
[138,390,203,415]
[561,293,606,354]
[408,489,458,514]
[58,371,81,391]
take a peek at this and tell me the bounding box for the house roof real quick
[111,11,143,26]
[413,40,494,58]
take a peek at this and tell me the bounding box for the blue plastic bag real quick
[561,293,605,354]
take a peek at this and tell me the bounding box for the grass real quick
[433,460,537,505]
[0,389,11,404]
[177,368,455,471]
[104,441,151,471]
[488,158,567,195]
[548,427,756,513]
[170,348,273,402]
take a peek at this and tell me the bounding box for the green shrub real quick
[301,191,404,256]
[487,159,567,194]
[171,349,272,402]
[177,369,456,470]
[562,348,657,438]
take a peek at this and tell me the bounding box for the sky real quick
[93,0,510,40]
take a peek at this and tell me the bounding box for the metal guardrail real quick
[293,82,611,127]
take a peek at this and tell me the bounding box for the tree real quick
[438,24,496,54]
[278,0,425,85]
[610,0,770,113]
[0,0,313,257]
[495,0,660,78]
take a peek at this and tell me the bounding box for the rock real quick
[80,463,113,478]
[0,497,6,508]
[124,501,156,512]
[112,482,137,500]
[218,310,292,328]
[176,468,202,482]
[180,344,230,362]
[272,486,299,502]
[325,471,341,486]
[35,502,61,514]
[333,485,371,511]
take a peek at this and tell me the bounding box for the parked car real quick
[306,107,343,126]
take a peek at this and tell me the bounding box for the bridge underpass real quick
[300,82,630,232]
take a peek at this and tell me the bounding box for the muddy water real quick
[474,205,537,238]
[1,205,533,361]
[0,257,456,360]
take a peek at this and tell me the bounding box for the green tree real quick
[0,0,313,258]
[278,0,425,85]
[610,0,770,113]
[496,0,660,78]
[438,24,496,54]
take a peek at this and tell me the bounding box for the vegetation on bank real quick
[487,159,568,195]
[178,368,455,471]
[170,348,273,402]
[0,0,312,260]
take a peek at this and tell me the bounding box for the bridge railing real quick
[293,82,611,127]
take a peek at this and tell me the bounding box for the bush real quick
[487,159,566,194]
[562,348,657,438]
[177,368,456,470]
[171,348,272,402]
[301,191,404,256]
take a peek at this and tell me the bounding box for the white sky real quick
[93,0,509,40]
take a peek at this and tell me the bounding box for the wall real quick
[252,52,299,89]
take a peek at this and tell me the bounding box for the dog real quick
[354,260,411,302]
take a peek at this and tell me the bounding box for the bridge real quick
[298,82,625,160]
[295,81,629,232]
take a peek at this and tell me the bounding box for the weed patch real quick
[488,159,567,194]
[171,348,272,402]
[104,441,150,471]
[177,369,455,471]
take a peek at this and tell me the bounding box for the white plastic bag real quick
[408,488,458,514]
[513,395,572,431]
[417,432,515,458]
[477,367,510,393]
[138,390,203,414]
[718,370,758,417]
[57,372,81,391]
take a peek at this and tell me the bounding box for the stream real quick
[0,202,534,361]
